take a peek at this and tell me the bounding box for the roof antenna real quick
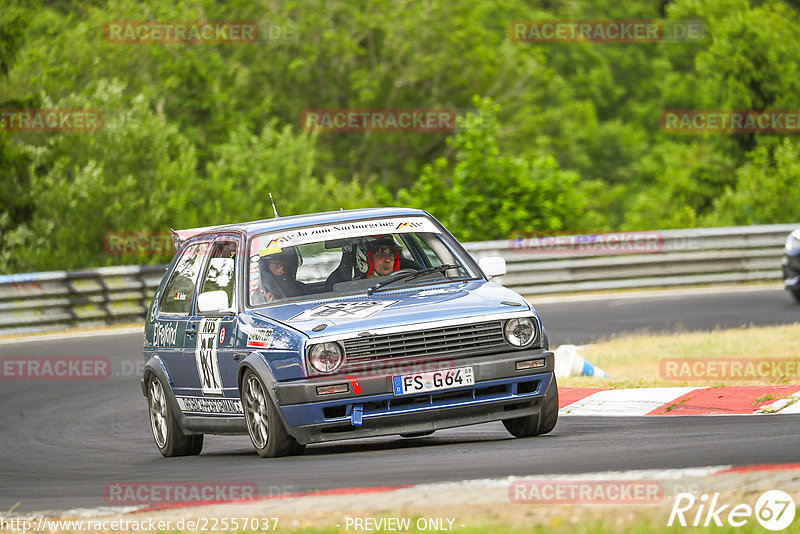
[269,193,280,218]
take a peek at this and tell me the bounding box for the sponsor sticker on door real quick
[195,318,224,395]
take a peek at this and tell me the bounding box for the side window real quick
[200,240,238,309]
[160,243,209,314]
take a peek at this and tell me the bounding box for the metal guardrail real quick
[470,224,796,295]
[0,265,167,336]
[0,223,795,335]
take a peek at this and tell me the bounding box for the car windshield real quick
[247,216,476,307]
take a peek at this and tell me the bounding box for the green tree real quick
[398,97,602,241]
[1,80,200,271]
[204,121,383,222]
[705,138,800,225]
[0,1,35,272]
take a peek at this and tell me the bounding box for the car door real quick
[149,241,210,398]
[183,236,242,414]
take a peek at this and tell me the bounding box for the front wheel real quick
[789,288,800,304]
[502,378,559,438]
[241,370,299,458]
[147,376,203,457]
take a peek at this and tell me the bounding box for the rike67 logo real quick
[669,490,796,531]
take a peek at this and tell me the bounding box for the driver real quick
[258,247,309,302]
[363,236,403,278]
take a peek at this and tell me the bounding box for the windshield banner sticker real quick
[289,300,398,321]
[195,318,224,395]
[251,216,438,255]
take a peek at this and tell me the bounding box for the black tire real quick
[502,378,559,438]
[790,288,800,304]
[147,376,203,457]
[241,369,299,458]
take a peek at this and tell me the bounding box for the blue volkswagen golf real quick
[142,208,558,457]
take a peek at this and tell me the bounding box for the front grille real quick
[342,320,507,367]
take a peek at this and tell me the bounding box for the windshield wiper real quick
[366,264,461,296]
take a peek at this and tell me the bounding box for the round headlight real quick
[504,318,537,348]
[308,342,344,374]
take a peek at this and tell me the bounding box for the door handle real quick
[185,326,198,336]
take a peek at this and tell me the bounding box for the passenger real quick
[258,247,309,302]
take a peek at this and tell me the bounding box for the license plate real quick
[392,366,475,396]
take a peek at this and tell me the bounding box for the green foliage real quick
[621,141,736,230]
[2,80,200,271]
[399,97,602,241]
[204,121,382,221]
[706,138,800,225]
[0,0,35,271]
[0,1,30,78]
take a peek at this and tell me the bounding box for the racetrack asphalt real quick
[1,286,798,514]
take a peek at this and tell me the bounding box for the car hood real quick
[252,280,532,339]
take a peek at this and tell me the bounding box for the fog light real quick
[516,358,545,370]
[316,384,349,395]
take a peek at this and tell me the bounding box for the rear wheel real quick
[147,376,203,457]
[790,288,800,303]
[242,370,299,458]
[503,378,559,438]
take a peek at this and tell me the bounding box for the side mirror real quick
[478,256,507,278]
[197,290,232,313]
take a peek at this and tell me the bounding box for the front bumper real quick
[274,348,555,444]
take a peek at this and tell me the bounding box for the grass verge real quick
[560,323,800,388]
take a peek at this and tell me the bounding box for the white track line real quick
[559,387,701,416]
